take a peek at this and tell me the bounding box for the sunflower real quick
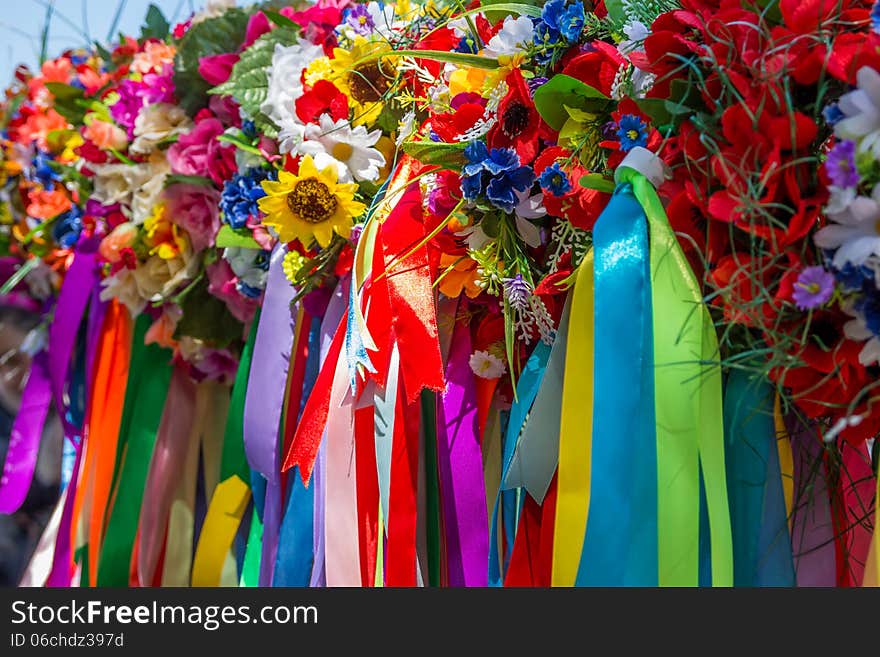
[331,37,396,126]
[258,156,366,248]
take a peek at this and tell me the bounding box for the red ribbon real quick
[378,186,444,403]
[355,405,379,585]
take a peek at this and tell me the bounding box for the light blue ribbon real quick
[576,183,657,586]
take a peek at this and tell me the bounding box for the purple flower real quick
[110,79,147,138]
[503,273,532,311]
[826,140,860,188]
[141,65,176,105]
[345,5,374,35]
[792,266,835,310]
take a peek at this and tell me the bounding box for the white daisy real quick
[814,184,880,267]
[468,350,506,379]
[836,66,880,158]
[843,304,880,366]
[483,16,535,59]
[297,115,386,183]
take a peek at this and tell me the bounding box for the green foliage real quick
[173,9,251,116]
[140,4,170,41]
[164,174,215,189]
[533,75,611,131]
[210,26,300,138]
[400,141,467,170]
[44,83,88,124]
[173,278,244,347]
[216,225,262,249]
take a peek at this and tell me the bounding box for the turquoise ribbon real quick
[576,183,657,586]
[487,341,551,586]
[723,370,794,586]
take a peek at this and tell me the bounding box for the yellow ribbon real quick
[551,249,594,586]
[190,475,251,587]
[773,394,794,527]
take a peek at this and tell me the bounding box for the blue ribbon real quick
[273,317,322,586]
[722,369,794,586]
[576,183,657,586]
[487,341,551,586]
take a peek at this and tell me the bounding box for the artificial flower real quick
[258,155,366,248]
[468,349,506,379]
[792,266,835,310]
[261,39,325,128]
[130,103,193,155]
[331,38,396,126]
[163,183,222,252]
[297,114,386,183]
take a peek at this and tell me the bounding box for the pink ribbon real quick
[436,318,489,586]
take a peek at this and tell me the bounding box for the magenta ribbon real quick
[436,318,489,587]
[0,351,52,513]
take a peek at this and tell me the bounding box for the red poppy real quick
[560,41,626,97]
[430,103,486,142]
[295,80,349,124]
[487,69,543,164]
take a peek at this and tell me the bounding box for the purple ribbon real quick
[244,245,297,585]
[0,351,52,513]
[436,319,489,587]
[47,250,98,439]
[787,415,836,586]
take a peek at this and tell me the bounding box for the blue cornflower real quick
[539,163,572,197]
[461,142,535,212]
[32,151,61,188]
[52,207,83,248]
[872,1,880,33]
[823,103,845,126]
[616,114,649,151]
[558,1,585,42]
[220,168,271,229]
[455,36,478,54]
[540,0,566,37]
[831,260,875,292]
[856,292,880,336]
[241,120,257,139]
[236,280,263,299]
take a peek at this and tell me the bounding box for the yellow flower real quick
[331,38,396,126]
[258,156,366,248]
[304,56,334,87]
[282,250,308,285]
[144,203,189,260]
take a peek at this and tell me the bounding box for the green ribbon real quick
[221,309,260,483]
[617,167,733,587]
[421,389,441,587]
[96,320,173,586]
[240,507,263,587]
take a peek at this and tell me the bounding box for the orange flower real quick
[99,222,138,263]
[145,307,180,350]
[26,187,72,220]
[131,42,176,74]
[84,119,128,150]
[438,252,482,299]
[41,58,73,83]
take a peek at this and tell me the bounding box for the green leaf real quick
[262,10,299,30]
[356,49,500,70]
[452,3,543,20]
[578,173,616,194]
[44,82,87,124]
[210,25,299,134]
[164,174,216,188]
[603,0,627,24]
[173,8,251,116]
[173,278,244,347]
[635,98,674,127]
[216,224,261,249]
[400,141,467,170]
[533,75,611,131]
[140,4,170,41]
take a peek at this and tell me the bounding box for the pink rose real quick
[208,95,242,129]
[167,117,236,186]
[198,53,239,86]
[206,259,259,325]
[164,184,221,252]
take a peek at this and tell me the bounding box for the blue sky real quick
[1,0,246,85]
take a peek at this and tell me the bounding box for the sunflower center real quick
[349,62,390,104]
[287,178,338,224]
[502,102,530,137]
[332,142,354,161]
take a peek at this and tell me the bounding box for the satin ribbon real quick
[787,416,836,586]
[273,316,320,587]
[48,248,98,440]
[551,250,595,586]
[723,369,794,586]
[489,339,552,586]
[0,350,52,513]
[136,367,198,586]
[840,441,874,586]
[20,484,68,586]
[420,389,442,587]
[67,301,134,586]
[191,313,259,587]
[96,337,173,586]
[436,316,489,587]
[503,298,570,501]
[865,461,879,587]
[355,404,380,586]
[577,184,657,586]
[618,165,733,586]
